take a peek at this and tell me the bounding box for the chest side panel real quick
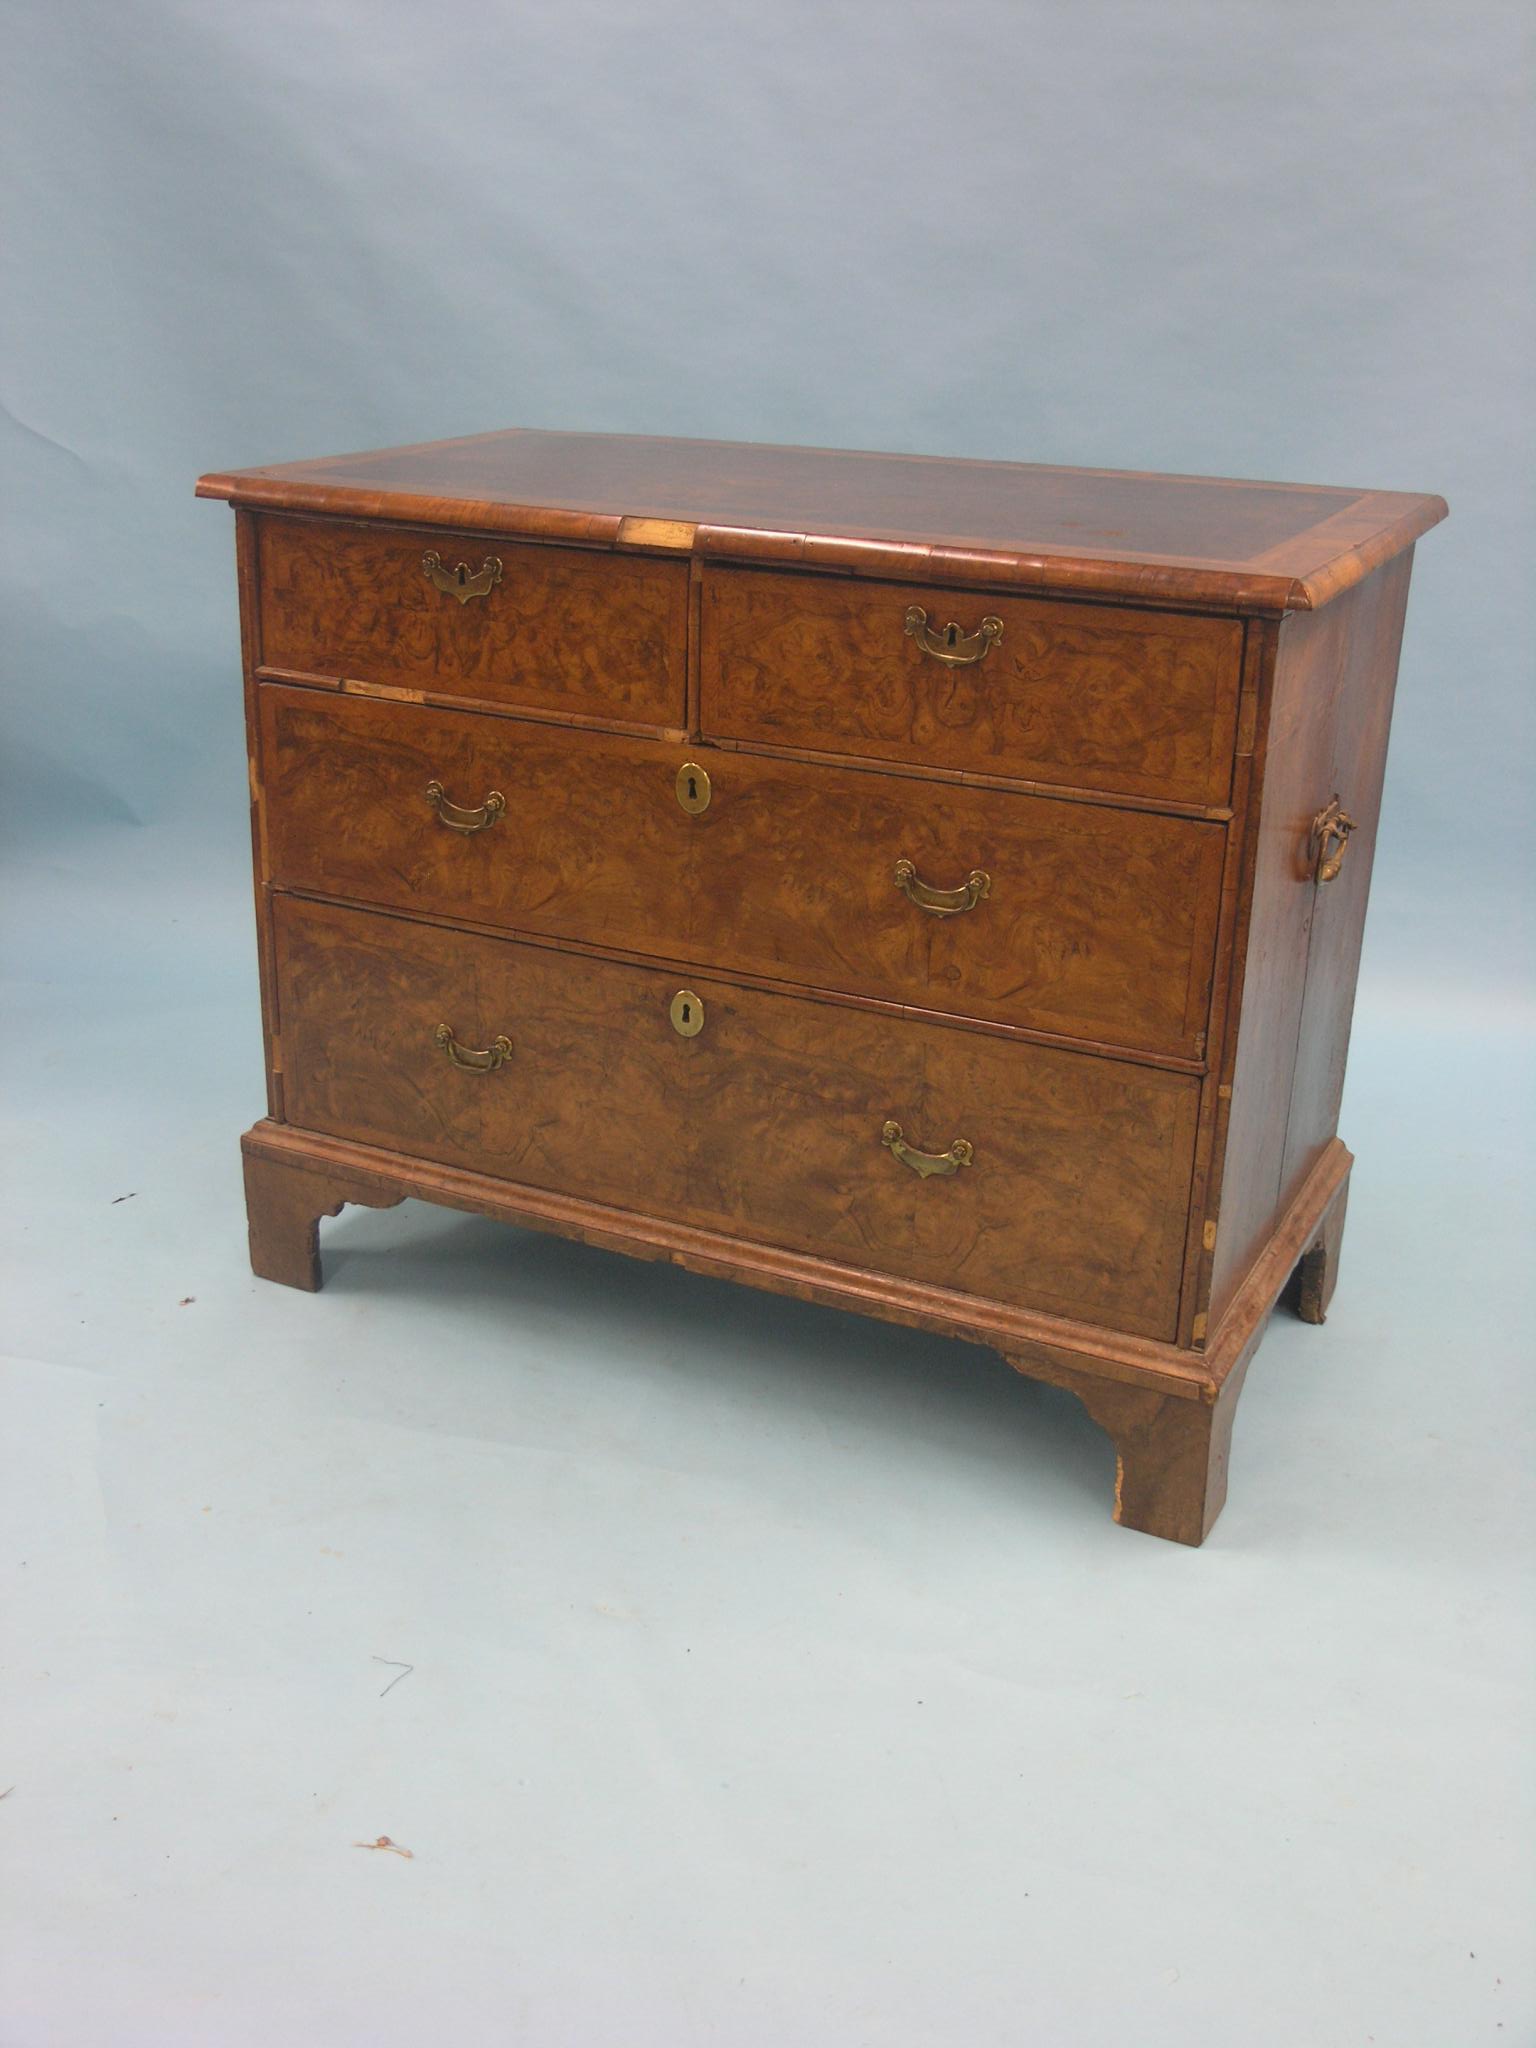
[1277,552,1412,1205]
[1206,556,1412,1328]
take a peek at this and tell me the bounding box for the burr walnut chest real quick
[197,430,1445,1544]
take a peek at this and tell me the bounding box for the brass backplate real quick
[421,551,503,604]
[669,989,705,1037]
[675,761,712,815]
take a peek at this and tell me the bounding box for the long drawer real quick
[254,515,689,726]
[259,683,1224,1059]
[701,565,1243,807]
[272,896,1201,1340]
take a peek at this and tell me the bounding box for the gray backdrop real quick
[4,0,1532,981]
[3,4,1532,2044]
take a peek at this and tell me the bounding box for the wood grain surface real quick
[235,1120,1353,1545]
[200,427,1445,1542]
[198,428,1447,614]
[271,895,1202,1340]
[255,514,688,723]
[258,682,691,966]
[1204,552,1412,1327]
[701,566,1242,806]
[1277,555,1412,1203]
[686,741,1224,1058]
[243,1145,404,1291]
[258,681,1225,1058]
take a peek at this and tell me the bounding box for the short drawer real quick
[254,515,688,726]
[273,896,1200,1340]
[701,566,1243,807]
[258,682,693,965]
[259,684,1224,1058]
[687,747,1224,1059]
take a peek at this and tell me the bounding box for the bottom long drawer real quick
[272,896,1200,1341]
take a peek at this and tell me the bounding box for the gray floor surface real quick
[3,828,1532,2047]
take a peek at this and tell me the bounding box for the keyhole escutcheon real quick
[675,760,712,815]
[670,989,705,1037]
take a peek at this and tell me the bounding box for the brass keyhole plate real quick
[669,989,704,1037]
[675,761,712,815]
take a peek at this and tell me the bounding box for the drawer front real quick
[259,683,693,964]
[701,567,1242,806]
[260,684,1223,1058]
[688,748,1223,1058]
[255,516,689,726]
[273,897,1200,1340]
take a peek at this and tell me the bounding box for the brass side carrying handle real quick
[425,779,506,834]
[1309,796,1356,885]
[903,605,1004,667]
[434,1024,513,1072]
[881,1119,974,1179]
[893,857,991,917]
[422,551,503,604]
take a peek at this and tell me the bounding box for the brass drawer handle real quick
[434,1024,513,1072]
[881,1119,974,1179]
[1309,796,1356,885]
[422,550,503,604]
[425,778,506,834]
[893,856,991,917]
[903,605,1003,666]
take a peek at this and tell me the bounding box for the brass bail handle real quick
[425,780,506,834]
[422,551,504,604]
[1309,796,1356,885]
[904,605,1004,667]
[434,1024,513,1072]
[881,1120,974,1179]
[893,857,991,917]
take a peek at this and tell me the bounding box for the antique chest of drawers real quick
[197,432,1445,1543]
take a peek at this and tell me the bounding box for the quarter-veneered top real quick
[197,428,1446,614]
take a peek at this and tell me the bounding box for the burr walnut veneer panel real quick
[200,428,1445,1544]
[701,567,1243,807]
[273,896,1201,1342]
[256,515,688,726]
[258,682,1223,1058]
